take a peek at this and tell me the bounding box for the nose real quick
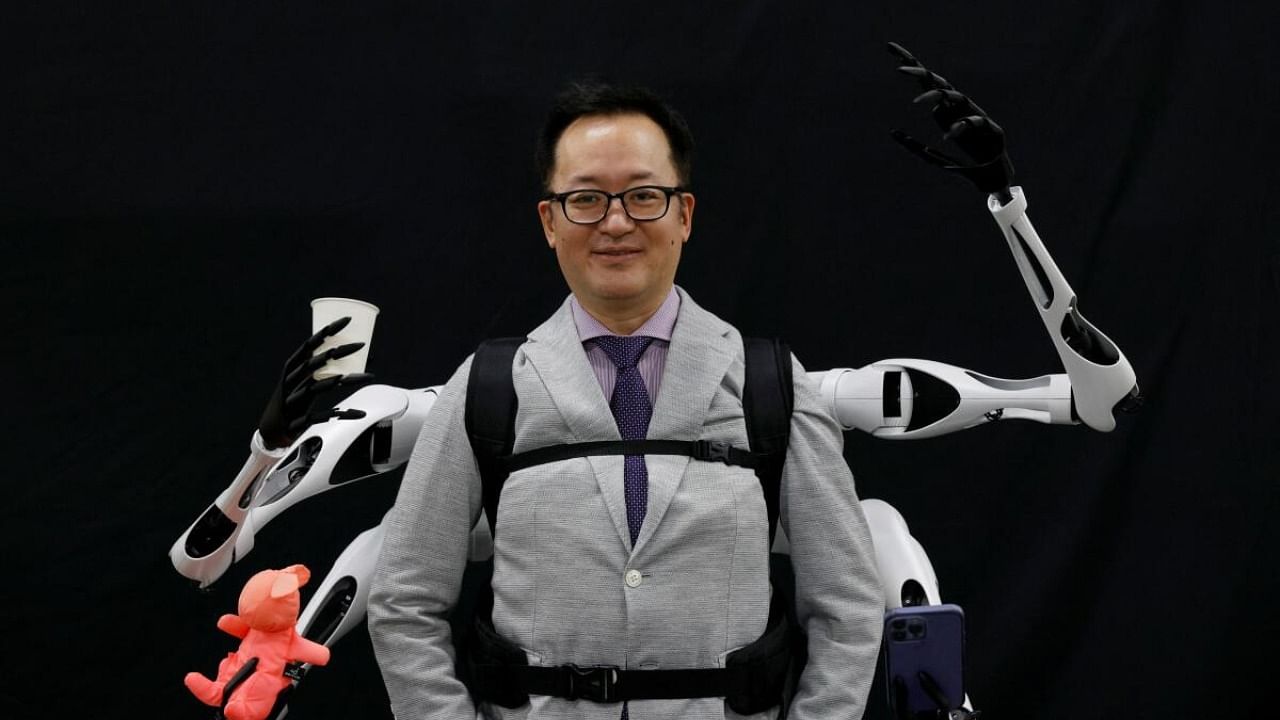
[597,196,635,236]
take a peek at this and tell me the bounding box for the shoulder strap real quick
[465,336,795,545]
[742,337,794,548]
[465,337,525,540]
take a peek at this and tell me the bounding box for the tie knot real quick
[593,335,654,370]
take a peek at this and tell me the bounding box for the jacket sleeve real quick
[368,356,484,720]
[779,354,884,719]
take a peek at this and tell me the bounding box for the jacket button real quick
[625,569,643,588]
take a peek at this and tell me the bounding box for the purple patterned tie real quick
[593,335,655,545]
[592,335,654,720]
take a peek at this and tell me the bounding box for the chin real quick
[592,286,645,302]
[584,275,649,301]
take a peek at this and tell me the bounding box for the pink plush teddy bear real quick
[185,564,331,720]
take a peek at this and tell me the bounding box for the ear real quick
[270,572,300,599]
[286,563,310,586]
[677,192,695,243]
[270,564,309,598]
[538,199,558,249]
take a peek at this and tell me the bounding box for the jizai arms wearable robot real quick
[170,44,1140,719]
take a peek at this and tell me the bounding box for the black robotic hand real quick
[887,41,1014,201]
[893,671,982,720]
[257,316,374,450]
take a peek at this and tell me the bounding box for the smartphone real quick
[882,604,965,715]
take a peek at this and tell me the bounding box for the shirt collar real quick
[570,286,680,342]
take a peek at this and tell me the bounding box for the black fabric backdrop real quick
[4,2,1276,719]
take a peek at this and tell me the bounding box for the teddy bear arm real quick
[217,613,251,638]
[289,636,331,667]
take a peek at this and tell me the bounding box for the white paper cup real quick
[310,297,379,379]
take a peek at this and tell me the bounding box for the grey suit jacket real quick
[369,288,882,719]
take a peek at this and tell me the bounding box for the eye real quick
[626,188,663,203]
[566,191,604,206]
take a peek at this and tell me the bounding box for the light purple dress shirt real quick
[569,287,680,405]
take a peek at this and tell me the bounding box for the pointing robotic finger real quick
[325,341,365,361]
[889,129,963,169]
[284,316,353,372]
[285,372,377,405]
[284,380,314,407]
[943,115,999,141]
[283,342,365,388]
[918,91,991,135]
[886,41,916,64]
[913,88,969,107]
[334,372,375,386]
[887,42,953,87]
[896,65,954,91]
[283,357,323,389]
[888,42,955,90]
[318,315,352,337]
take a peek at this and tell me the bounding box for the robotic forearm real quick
[169,384,441,588]
[990,188,1140,430]
[167,434,288,588]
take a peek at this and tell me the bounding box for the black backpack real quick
[453,336,805,715]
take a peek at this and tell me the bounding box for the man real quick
[368,81,883,719]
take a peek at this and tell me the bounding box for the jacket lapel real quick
[631,288,737,554]
[522,300,633,549]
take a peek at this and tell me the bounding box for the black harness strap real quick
[504,438,764,473]
[742,337,793,547]
[473,663,755,703]
[465,337,524,540]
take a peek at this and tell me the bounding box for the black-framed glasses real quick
[544,185,687,225]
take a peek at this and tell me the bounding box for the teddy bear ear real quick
[270,570,301,599]
[286,564,311,587]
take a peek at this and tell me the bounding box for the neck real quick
[578,290,669,335]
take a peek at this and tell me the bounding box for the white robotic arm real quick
[809,361,1073,439]
[169,384,441,588]
[809,187,1139,438]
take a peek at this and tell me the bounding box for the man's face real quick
[538,113,694,315]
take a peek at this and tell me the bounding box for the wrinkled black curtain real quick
[5,2,1275,719]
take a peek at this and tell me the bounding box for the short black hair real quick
[536,79,694,192]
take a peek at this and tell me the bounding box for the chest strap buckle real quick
[563,664,620,702]
[692,439,732,464]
